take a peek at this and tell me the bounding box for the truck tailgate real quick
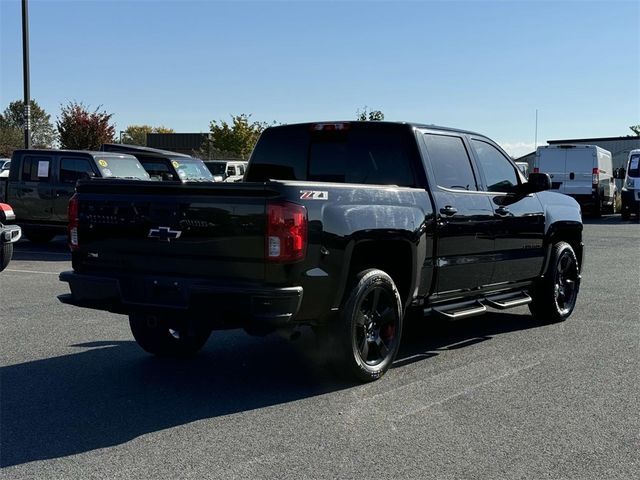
[73,181,274,282]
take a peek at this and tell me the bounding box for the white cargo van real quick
[620,149,640,220]
[534,144,616,216]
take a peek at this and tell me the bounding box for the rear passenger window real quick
[246,123,419,187]
[471,140,519,192]
[21,155,52,182]
[423,134,477,191]
[308,128,417,186]
[60,157,95,183]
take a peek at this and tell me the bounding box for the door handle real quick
[439,205,458,216]
[55,190,70,198]
[495,206,510,216]
[20,188,33,193]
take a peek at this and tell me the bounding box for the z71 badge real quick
[300,190,328,200]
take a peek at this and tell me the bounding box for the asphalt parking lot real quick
[1,216,639,479]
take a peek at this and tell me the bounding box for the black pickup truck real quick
[59,122,584,382]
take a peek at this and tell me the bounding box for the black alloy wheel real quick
[353,285,399,367]
[529,241,580,323]
[553,247,579,317]
[333,269,403,382]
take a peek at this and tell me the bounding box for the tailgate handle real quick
[569,172,575,180]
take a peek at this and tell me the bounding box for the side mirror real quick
[527,172,551,191]
[522,172,551,193]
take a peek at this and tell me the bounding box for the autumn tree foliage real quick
[198,114,272,160]
[57,101,115,150]
[122,124,175,146]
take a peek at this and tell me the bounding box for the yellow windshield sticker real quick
[98,159,109,168]
[172,160,180,169]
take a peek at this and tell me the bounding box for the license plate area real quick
[120,277,189,308]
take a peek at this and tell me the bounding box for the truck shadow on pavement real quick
[1,311,541,467]
[11,237,71,263]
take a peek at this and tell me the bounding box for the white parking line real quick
[4,268,60,275]
[396,360,542,420]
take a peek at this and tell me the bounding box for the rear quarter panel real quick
[268,182,434,321]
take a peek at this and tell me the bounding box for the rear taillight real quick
[592,167,599,185]
[68,194,79,251]
[533,167,540,173]
[266,201,307,262]
[0,203,15,222]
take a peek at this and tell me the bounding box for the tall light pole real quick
[22,0,31,149]
[534,109,538,151]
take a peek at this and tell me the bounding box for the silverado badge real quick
[148,226,182,242]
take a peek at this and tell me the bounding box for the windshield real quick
[171,157,215,181]
[96,156,151,180]
[628,154,640,177]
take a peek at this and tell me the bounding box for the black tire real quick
[23,230,56,244]
[0,242,13,272]
[129,313,211,357]
[529,241,580,323]
[330,269,403,382]
[621,203,630,220]
[593,197,602,218]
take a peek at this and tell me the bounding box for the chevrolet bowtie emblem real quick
[148,226,182,242]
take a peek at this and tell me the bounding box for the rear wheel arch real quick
[341,237,416,310]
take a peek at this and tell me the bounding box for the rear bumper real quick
[58,270,303,330]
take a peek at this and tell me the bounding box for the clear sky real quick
[1,0,638,157]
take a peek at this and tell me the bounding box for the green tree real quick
[57,101,115,150]
[630,125,640,136]
[356,106,385,121]
[122,124,175,145]
[198,114,271,160]
[0,99,57,156]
